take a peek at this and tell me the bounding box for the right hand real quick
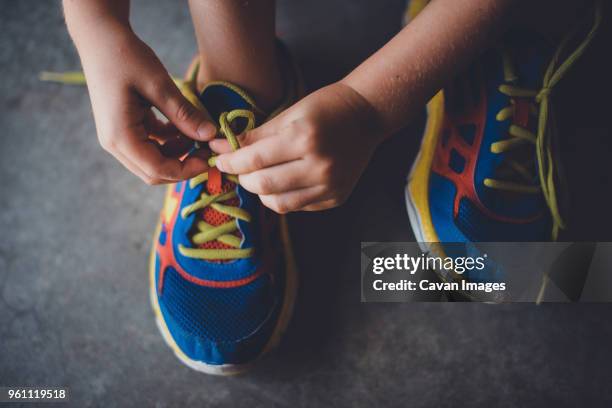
[78,25,216,184]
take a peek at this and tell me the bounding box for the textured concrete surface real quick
[2,1,612,407]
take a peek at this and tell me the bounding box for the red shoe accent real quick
[432,67,540,224]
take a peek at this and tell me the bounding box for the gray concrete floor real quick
[2,1,612,407]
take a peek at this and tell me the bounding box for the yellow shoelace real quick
[177,108,256,261]
[483,2,602,240]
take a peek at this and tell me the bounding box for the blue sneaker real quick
[405,5,602,289]
[149,50,302,375]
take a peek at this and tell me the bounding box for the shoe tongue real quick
[207,167,222,194]
[500,30,553,89]
[490,32,553,187]
[198,83,260,197]
[199,83,262,127]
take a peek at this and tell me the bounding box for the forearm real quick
[63,0,131,49]
[342,0,516,136]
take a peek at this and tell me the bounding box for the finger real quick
[187,147,211,162]
[238,160,314,195]
[99,126,170,184]
[215,135,301,175]
[144,110,197,157]
[259,185,328,214]
[158,135,195,158]
[208,138,233,154]
[118,130,209,182]
[140,73,217,141]
[112,146,173,185]
[144,109,178,139]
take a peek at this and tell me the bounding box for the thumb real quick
[142,73,217,141]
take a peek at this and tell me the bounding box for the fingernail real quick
[197,122,217,140]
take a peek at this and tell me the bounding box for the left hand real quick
[211,82,385,213]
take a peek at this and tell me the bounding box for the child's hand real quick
[78,26,217,184]
[211,82,384,213]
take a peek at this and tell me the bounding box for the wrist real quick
[64,1,133,51]
[335,80,388,146]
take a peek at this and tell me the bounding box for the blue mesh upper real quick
[155,256,284,364]
[162,268,275,341]
[456,198,550,242]
[449,149,466,174]
[429,172,550,243]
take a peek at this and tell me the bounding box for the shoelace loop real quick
[177,108,256,261]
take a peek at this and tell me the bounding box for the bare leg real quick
[188,0,282,112]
